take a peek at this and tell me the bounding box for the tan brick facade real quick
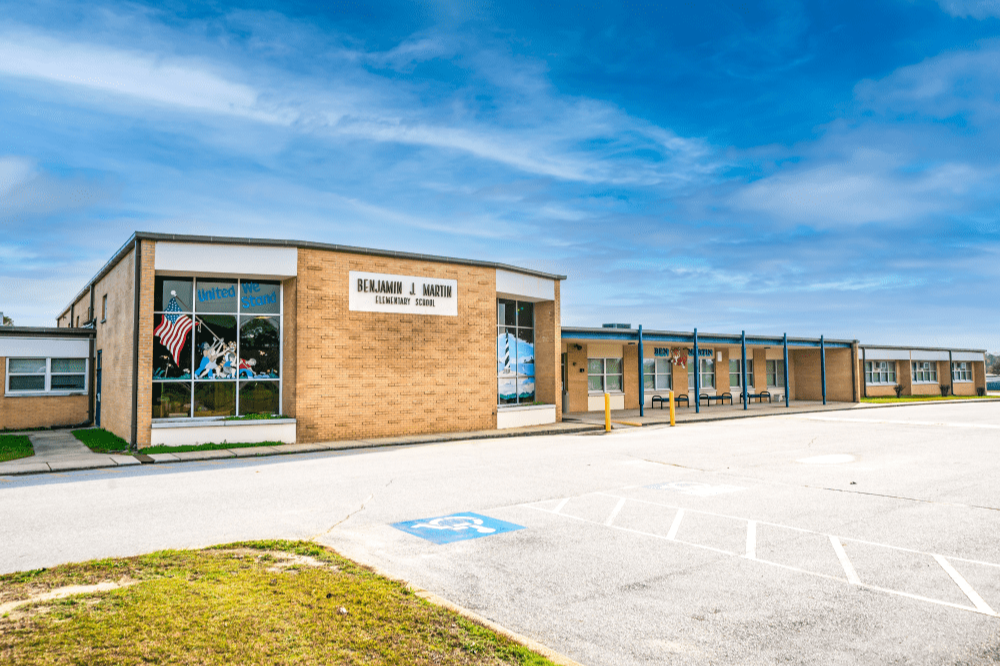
[294,248,503,443]
[534,282,562,422]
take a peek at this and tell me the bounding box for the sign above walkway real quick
[349,271,457,316]
[392,512,524,544]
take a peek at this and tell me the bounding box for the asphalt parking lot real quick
[3,402,999,664]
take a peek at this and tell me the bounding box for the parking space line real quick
[798,415,1000,430]
[604,498,627,526]
[553,498,570,514]
[745,521,756,560]
[666,509,684,540]
[934,554,997,615]
[830,536,862,585]
[520,491,1000,619]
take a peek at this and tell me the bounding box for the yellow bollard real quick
[604,392,611,432]
[669,390,676,427]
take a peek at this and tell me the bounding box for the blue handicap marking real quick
[392,512,524,545]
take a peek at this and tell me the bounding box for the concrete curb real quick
[344,559,579,666]
[0,423,604,477]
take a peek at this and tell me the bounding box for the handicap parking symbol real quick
[392,512,524,544]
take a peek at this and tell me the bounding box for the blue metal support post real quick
[638,325,644,418]
[693,328,700,414]
[820,335,827,405]
[783,333,790,408]
[741,331,748,410]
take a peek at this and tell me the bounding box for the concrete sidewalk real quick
[0,420,603,477]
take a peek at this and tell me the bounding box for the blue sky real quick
[1,0,998,350]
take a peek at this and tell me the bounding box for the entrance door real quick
[95,350,102,427]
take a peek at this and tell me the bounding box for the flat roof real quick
[61,231,568,316]
[562,326,856,349]
[0,326,94,338]
[860,344,986,354]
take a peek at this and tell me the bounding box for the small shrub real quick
[940,384,950,397]
[977,387,986,397]
[893,384,904,398]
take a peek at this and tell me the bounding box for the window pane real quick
[643,359,655,374]
[517,302,533,328]
[498,378,517,405]
[239,281,281,315]
[587,359,604,374]
[240,316,281,379]
[9,375,44,391]
[729,360,740,374]
[238,381,280,416]
[606,373,623,392]
[588,375,604,392]
[655,358,671,375]
[153,382,192,419]
[155,277,193,312]
[9,358,46,374]
[194,279,238,313]
[515,329,534,376]
[193,382,236,417]
[606,358,623,374]
[499,299,516,327]
[194,315,237,379]
[52,359,86,373]
[51,375,85,390]
[730,371,741,387]
[643,373,654,390]
[517,376,535,403]
[153,313,194,379]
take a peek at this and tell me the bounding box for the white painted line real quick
[830,536,862,585]
[934,554,997,615]
[800,415,1000,430]
[745,521,756,560]
[553,498,569,514]
[666,509,684,540]
[605,498,627,527]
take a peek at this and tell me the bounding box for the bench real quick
[651,394,690,409]
[699,392,733,406]
[740,390,772,403]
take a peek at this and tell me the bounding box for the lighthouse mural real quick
[497,330,535,404]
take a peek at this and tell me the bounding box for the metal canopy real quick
[561,327,854,349]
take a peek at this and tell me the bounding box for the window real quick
[497,299,535,405]
[152,277,282,419]
[102,294,108,322]
[865,361,896,385]
[698,357,715,390]
[952,362,973,382]
[644,358,672,391]
[588,358,623,393]
[6,358,87,394]
[729,359,753,388]
[766,360,785,387]
[912,361,938,383]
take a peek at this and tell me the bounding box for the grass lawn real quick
[72,429,129,453]
[861,395,994,404]
[0,435,33,463]
[0,540,553,666]
[143,441,284,454]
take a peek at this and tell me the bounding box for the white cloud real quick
[936,0,1000,19]
[0,156,35,196]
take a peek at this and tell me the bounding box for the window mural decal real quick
[152,277,282,419]
[497,299,534,405]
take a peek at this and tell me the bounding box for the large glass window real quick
[729,359,754,388]
[912,361,938,383]
[497,299,535,405]
[644,358,672,391]
[699,357,715,390]
[6,358,87,394]
[865,361,896,385]
[152,277,282,419]
[589,358,623,393]
[766,360,785,387]
[952,362,973,382]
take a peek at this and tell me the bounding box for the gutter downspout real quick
[130,239,141,453]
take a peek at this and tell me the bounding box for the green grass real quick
[0,540,553,666]
[861,394,993,404]
[72,428,129,453]
[143,441,283,454]
[0,435,34,462]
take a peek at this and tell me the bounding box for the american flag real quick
[154,296,194,365]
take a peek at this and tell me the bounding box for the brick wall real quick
[534,281,561,421]
[136,241,155,447]
[281,277,297,418]
[294,248,499,442]
[0,360,89,429]
[565,343,589,412]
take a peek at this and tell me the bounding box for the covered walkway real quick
[564,399,864,426]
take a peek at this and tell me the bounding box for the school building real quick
[0,232,989,448]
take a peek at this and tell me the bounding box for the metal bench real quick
[699,392,733,406]
[651,394,689,409]
[740,390,772,403]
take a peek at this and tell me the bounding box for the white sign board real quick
[349,271,457,316]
